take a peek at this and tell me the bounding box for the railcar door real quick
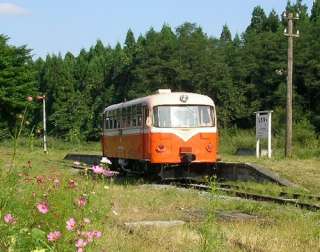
[101,112,107,156]
[117,108,124,158]
[142,105,150,160]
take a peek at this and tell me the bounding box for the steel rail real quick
[65,157,320,211]
[171,182,320,212]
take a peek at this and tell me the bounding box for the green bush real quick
[219,128,256,155]
[293,119,319,149]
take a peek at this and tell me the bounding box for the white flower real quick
[100,157,112,165]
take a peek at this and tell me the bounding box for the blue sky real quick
[0,0,314,58]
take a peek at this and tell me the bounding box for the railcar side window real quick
[143,105,149,127]
[137,104,142,126]
[121,107,127,128]
[108,111,112,129]
[113,117,117,129]
[132,105,137,127]
[112,110,115,129]
[127,106,132,127]
[105,117,110,129]
[110,118,113,129]
[116,109,121,128]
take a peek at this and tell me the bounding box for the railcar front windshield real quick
[153,105,215,128]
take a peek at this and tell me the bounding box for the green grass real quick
[0,136,320,251]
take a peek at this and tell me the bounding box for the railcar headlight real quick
[206,143,213,152]
[156,144,166,152]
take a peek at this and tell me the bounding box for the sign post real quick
[255,111,273,158]
[37,95,48,154]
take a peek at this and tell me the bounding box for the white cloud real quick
[0,3,30,16]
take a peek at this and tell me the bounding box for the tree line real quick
[0,0,319,141]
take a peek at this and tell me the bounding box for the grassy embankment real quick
[0,133,319,251]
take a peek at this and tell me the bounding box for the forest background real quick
[0,0,319,145]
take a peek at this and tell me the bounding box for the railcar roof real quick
[103,92,214,113]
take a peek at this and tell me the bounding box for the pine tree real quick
[311,0,320,22]
[0,35,37,130]
[220,24,232,42]
[266,10,280,32]
[124,29,136,50]
[246,6,267,33]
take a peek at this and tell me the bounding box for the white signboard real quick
[255,111,273,158]
[256,114,269,139]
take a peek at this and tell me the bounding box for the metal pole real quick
[268,112,272,158]
[256,138,260,158]
[284,12,299,158]
[256,112,260,158]
[43,95,48,153]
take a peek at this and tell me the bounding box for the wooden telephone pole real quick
[283,12,299,157]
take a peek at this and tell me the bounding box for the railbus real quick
[101,89,219,174]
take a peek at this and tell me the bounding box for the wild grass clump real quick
[219,128,256,155]
[0,163,111,251]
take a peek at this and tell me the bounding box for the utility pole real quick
[283,12,299,157]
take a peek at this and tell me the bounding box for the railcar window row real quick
[105,104,146,129]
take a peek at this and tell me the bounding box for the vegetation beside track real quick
[219,128,320,193]
[0,137,319,251]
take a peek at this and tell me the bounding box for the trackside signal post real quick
[255,111,273,158]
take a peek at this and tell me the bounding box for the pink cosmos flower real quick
[66,218,76,231]
[36,202,49,214]
[102,169,118,177]
[92,165,104,174]
[68,179,77,188]
[4,214,16,224]
[84,231,95,242]
[82,230,102,242]
[77,196,87,208]
[94,231,102,238]
[75,238,87,248]
[47,231,61,242]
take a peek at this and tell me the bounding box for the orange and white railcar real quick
[101,89,219,171]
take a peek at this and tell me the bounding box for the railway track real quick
[167,180,320,212]
[63,154,320,212]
